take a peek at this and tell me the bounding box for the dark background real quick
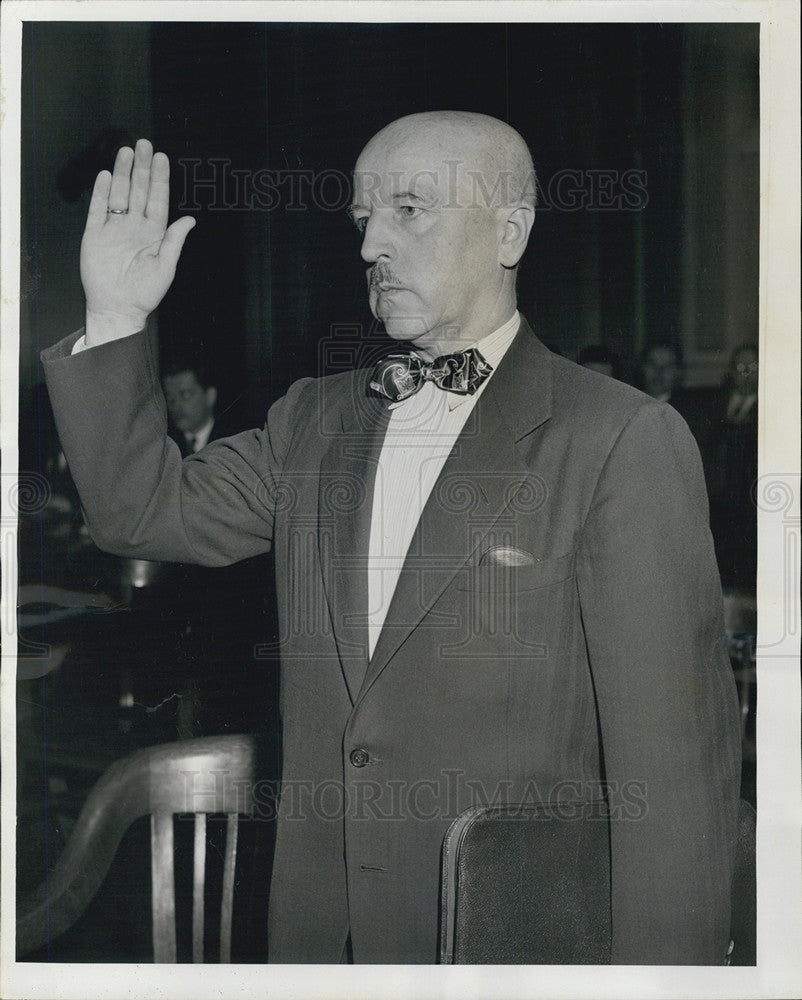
[21,20,759,417]
[15,20,759,962]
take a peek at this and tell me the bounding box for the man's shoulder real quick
[549,351,659,429]
[278,366,369,412]
[540,350,707,474]
[264,366,379,450]
[512,320,656,434]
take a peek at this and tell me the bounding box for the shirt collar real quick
[443,310,520,411]
[469,310,521,371]
[186,417,215,450]
[390,311,521,412]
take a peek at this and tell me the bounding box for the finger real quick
[86,170,112,231]
[128,139,154,217]
[158,216,196,275]
[146,151,170,230]
[108,145,134,212]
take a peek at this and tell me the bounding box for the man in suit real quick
[638,339,711,431]
[576,344,623,380]
[705,343,760,589]
[162,360,256,455]
[162,363,219,456]
[640,341,684,403]
[41,111,741,964]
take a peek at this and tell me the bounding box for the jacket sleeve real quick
[576,400,742,964]
[41,328,306,566]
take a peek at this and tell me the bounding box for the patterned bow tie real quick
[369,347,493,403]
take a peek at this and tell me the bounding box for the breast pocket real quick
[458,550,577,594]
[447,551,577,659]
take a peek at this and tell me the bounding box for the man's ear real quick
[205,386,218,411]
[498,205,535,268]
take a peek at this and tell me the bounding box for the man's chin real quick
[381,315,432,345]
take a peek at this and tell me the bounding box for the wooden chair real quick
[17,734,260,962]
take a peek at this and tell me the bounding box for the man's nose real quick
[360,211,393,264]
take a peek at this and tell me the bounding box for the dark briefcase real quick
[440,802,612,964]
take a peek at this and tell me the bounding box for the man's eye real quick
[399,205,421,220]
[353,215,368,233]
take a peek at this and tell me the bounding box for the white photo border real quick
[1,3,799,999]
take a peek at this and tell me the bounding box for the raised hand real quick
[81,138,196,346]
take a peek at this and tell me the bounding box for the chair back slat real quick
[151,813,177,963]
[18,735,262,962]
[219,813,239,963]
[192,813,207,963]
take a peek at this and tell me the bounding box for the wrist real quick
[85,308,149,347]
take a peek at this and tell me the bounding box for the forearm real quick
[41,328,276,565]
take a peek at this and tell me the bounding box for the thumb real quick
[159,216,197,274]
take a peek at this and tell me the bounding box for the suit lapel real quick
[318,377,390,703]
[356,319,554,703]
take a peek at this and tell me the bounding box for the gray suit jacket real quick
[42,317,741,964]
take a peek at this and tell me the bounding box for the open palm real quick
[81,139,195,339]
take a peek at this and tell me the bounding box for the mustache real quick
[368,263,402,290]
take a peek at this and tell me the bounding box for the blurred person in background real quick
[576,343,623,380]
[640,340,683,403]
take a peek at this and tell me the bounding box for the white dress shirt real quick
[185,417,214,452]
[72,313,522,659]
[366,311,521,657]
[726,392,757,422]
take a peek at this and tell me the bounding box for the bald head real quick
[351,111,536,355]
[356,111,537,211]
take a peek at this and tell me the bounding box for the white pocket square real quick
[478,546,536,568]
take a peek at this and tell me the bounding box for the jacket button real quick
[349,747,370,767]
